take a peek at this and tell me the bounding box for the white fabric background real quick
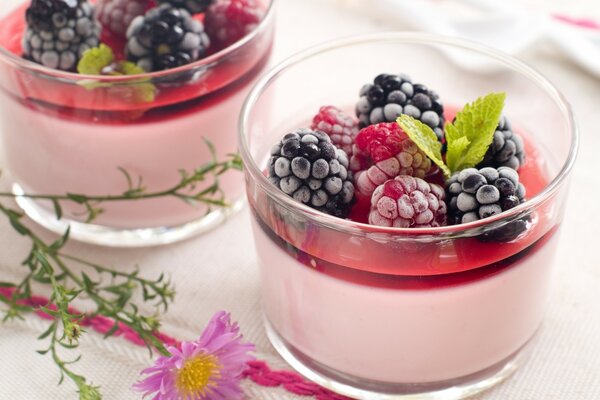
[1,0,600,399]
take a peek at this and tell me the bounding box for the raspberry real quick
[22,0,101,71]
[125,4,210,72]
[368,175,446,228]
[447,166,528,241]
[157,0,214,14]
[355,73,445,142]
[268,128,355,218]
[205,0,264,48]
[310,106,359,158]
[478,116,526,170]
[96,0,152,38]
[350,122,432,197]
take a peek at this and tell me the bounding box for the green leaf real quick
[445,92,506,174]
[38,321,57,340]
[52,199,63,220]
[67,193,87,204]
[0,281,16,288]
[396,114,451,177]
[77,44,114,75]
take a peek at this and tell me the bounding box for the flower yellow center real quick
[176,353,221,397]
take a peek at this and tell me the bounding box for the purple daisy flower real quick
[133,311,255,399]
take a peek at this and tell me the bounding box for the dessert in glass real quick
[239,33,577,399]
[0,0,275,246]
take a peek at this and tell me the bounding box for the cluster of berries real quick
[268,73,528,241]
[22,0,264,72]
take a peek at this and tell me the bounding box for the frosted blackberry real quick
[355,73,445,142]
[478,116,526,170]
[157,0,214,14]
[447,166,528,241]
[268,128,355,218]
[125,4,210,72]
[96,0,149,37]
[22,0,101,71]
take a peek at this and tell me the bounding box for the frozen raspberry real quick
[22,0,101,71]
[310,106,359,158]
[350,122,432,197]
[205,0,264,48]
[268,128,355,218]
[125,4,210,72]
[478,116,526,170]
[355,73,445,142]
[447,166,528,241]
[96,0,152,38]
[369,175,446,228]
[157,0,214,14]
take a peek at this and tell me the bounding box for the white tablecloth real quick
[1,0,599,399]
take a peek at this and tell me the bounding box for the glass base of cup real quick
[265,317,535,400]
[12,183,245,247]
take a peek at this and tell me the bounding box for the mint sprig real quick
[397,92,506,177]
[76,44,156,103]
[445,92,505,173]
[397,114,450,177]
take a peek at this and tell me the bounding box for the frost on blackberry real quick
[157,0,214,14]
[355,73,445,142]
[22,0,101,71]
[447,166,529,242]
[125,4,210,72]
[268,128,355,218]
[478,116,526,170]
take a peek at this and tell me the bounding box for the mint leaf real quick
[445,92,506,173]
[76,45,156,103]
[115,61,156,103]
[77,44,114,75]
[397,114,451,177]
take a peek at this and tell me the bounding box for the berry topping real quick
[125,4,210,72]
[205,0,264,48]
[96,0,151,38]
[369,175,446,228]
[478,116,526,170]
[310,106,360,158]
[22,0,101,71]
[350,122,432,197]
[447,166,528,241]
[268,128,355,218]
[355,73,445,142]
[157,0,214,14]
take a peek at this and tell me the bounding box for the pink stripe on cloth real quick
[554,14,600,30]
[0,287,352,399]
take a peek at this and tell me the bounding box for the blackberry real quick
[355,73,445,142]
[478,116,526,170]
[125,4,210,72]
[268,128,355,218]
[157,0,214,14]
[22,0,101,71]
[447,167,528,242]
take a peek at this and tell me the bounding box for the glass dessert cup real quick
[239,33,578,399]
[0,0,275,247]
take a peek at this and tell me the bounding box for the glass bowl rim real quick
[238,32,579,238]
[0,0,275,82]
